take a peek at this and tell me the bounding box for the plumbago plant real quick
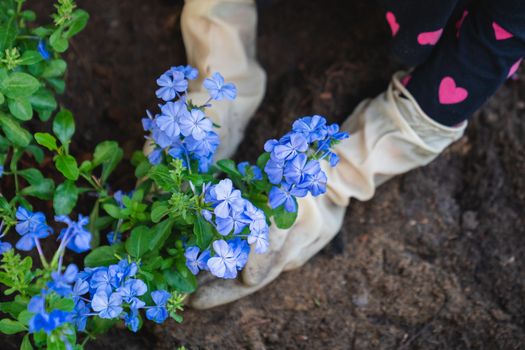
[0,2,348,350]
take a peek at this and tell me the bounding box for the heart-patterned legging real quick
[379,0,525,126]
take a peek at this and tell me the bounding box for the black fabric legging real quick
[379,0,525,126]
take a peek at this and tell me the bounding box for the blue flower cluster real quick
[264,115,349,212]
[184,179,269,279]
[12,207,92,254]
[71,259,171,332]
[143,65,237,172]
[28,293,71,334]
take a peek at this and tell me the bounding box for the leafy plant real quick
[0,1,348,349]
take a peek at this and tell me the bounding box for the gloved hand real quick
[181,0,266,159]
[189,72,467,309]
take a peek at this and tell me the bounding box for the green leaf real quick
[102,203,123,219]
[41,59,67,79]
[66,10,89,38]
[0,92,4,105]
[0,19,17,52]
[0,300,26,318]
[148,164,174,191]
[217,159,242,177]
[163,269,197,293]
[126,225,152,258]
[84,245,121,267]
[49,29,68,53]
[48,298,74,312]
[273,203,298,229]
[18,168,44,184]
[19,51,43,66]
[17,310,33,325]
[149,219,174,251]
[46,78,65,94]
[256,152,271,171]
[21,334,33,350]
[55,154,79,180]
[0,114,32,147]
[34,132,58,151]
[101,147,122,183]
[0,319,26,335]
[26,145,45,164]
[20,178,54,200]
[52,109,75,145]
[29,88,57,111]
[151,202,169,223]
[8,98,33,121]
[0,72,40,99]
[53,181,78,215]
[194,216,213,250]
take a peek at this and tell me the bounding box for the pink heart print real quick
[386,11,400,37]
[417,29,443,45]
[493,22,514,41]
[439,77,468,105]
[508,58,523,78]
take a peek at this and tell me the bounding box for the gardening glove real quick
[189,72,467,309]
[181,0,266,159]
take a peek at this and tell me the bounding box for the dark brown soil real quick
[5,0,525,349]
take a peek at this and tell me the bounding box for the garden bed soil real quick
[5,0,525,348]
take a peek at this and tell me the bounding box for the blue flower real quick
[0,165,3,178]
[208,179,245,218]
[184,131,220,158]
[15,216,52,252]
[170,65,198,80]
[145,290,170,324]
[292,115,328,143]
[178,109,213,141]
[238,162,263,181]
[106,231,122,245]
[244,202,268,236]
[37,39,51,60]
[264,158,285,185]
[283,153,320,185]
[15,206,46,235]
[0,239,12,254]
[156,100,187,139]
[55,214,92,253]
[91,291,123,319]
[89,267,116,293]
[28,295,71,334]
[72,279,89,302]
[207,240,239,279]
[247,229,269,254]
[48,264,78,297]
[272,133,308,161]
[229,238,250,270]
[116,279,147,309]
[156,70,188,101]
[269,183,307,212]
[215,207,251,235]
[203,72,237,101]
[184,246,210,275]
[298,170,327,196]
[124,309,140,332]
[72,300,90,332]
[148,147,163,165]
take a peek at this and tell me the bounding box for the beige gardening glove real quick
[189,72,467,309]
[181,0,266,159]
